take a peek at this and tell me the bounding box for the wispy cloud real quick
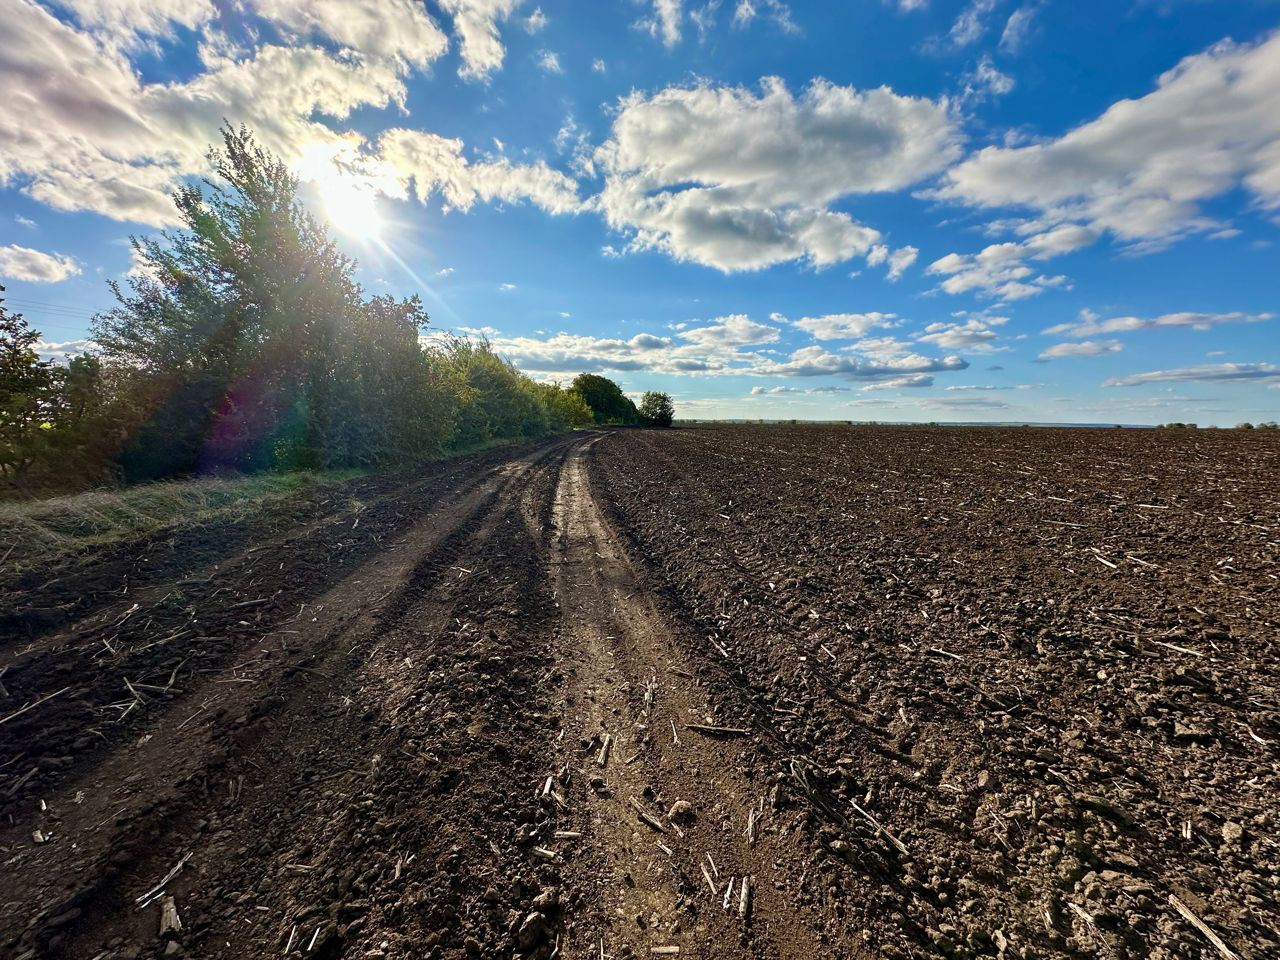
[1105,363,1280,387]
[1038,339,1123,360]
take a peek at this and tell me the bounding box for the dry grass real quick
[0,470,361,573]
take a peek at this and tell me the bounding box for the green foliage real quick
[539,382,593,428]
[1237,422,1255,429]
[83,125,577,483]
[426,335,552,448]
[638,390,675,427]
[573,373,640,425]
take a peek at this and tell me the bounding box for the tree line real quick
[0,127,674,493]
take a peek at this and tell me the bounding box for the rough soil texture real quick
[590,425,1280,960]
[2,425,1277,960]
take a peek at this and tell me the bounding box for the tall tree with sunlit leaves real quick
[92,125,429,477]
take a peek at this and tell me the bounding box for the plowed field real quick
[3,425,1277,960]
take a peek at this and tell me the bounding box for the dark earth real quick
[2,425,1277,959]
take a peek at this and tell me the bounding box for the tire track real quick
[542,440,837,959]
[1,438,575,960]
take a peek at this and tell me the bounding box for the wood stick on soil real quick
[159,896,182,936]
[706,851,719,879]
[1067,902,1095,927]
[597,734,612,767]
[670,719,681,746]
[684,723,749,736]
[284,923,296,955]
[651,949,680,956]
[700,861,718,896]
[629,796,667,833]
[722,877,734,910]
[1149,640,1204,657]
[1169,895,1239,960]
[0,686,72,727]
[849,800,909,856]
[739,876,751,920]
[136,853,192,907]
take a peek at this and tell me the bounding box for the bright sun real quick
[318,174,384,241]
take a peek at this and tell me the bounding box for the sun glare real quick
[318,174,384,241]
[293,142,389,242]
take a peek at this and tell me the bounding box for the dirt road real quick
[4,425,1277,960]
[0,434,848,960]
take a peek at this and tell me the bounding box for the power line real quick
[3,296,106,313]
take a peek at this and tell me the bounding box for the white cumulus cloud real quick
[927,224,1094,299]
[0,244,81,283]
[253,0,449,68]
[949,0,1002,48]
[380,129,580,215]
[732,0,798,33]
[438,0,523,80]
[862,373,934,390]
[936,31,1280,248]
[638,0,684,47]
[916,316,1008,352]
[790,312,899,340]
[594,77,961,272]
[999,3,1041,53]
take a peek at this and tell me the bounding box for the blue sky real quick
[3,0,1279,425]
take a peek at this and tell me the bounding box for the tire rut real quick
[1,438,574,960]
[541,440,836,959]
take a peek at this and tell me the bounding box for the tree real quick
[0,286,58,491]
[638,391,674,427]
[572,373,639,425]
[8,127,585,491]
[92,125,439,477]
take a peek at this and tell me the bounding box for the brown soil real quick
[589,425,1280,960]
[2,425,1277,960]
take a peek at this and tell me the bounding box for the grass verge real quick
[0,469,365,574]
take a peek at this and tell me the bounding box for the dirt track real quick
[2,426,1278,960]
